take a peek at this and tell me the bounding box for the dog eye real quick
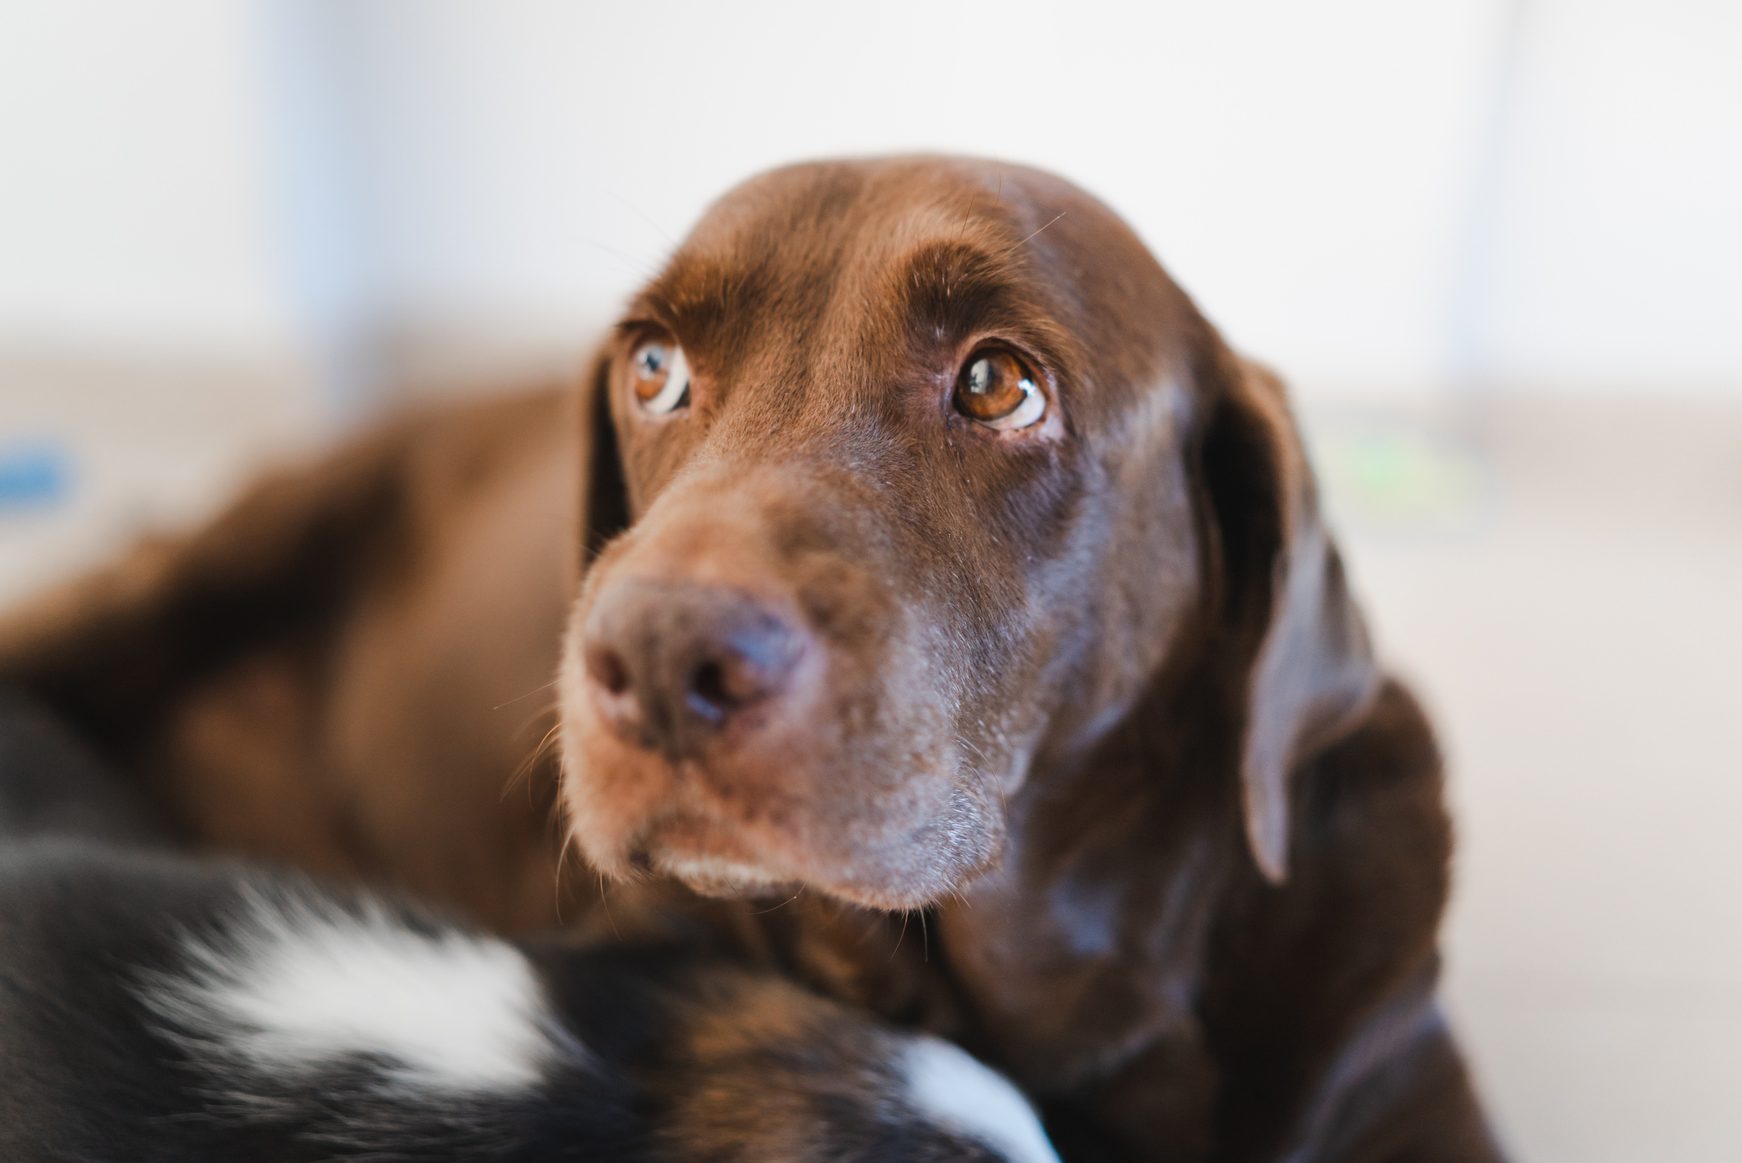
[628,339,691,415]
[953,350,1046,430]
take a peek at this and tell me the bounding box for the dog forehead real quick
[701,155,1047,243]
[674,157,1178,333]
[653,157,1144,311]
[644,162,1014,314]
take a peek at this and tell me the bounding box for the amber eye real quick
[627,338,691,415]
[953,349,1047,430]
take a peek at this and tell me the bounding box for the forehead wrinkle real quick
[862,182,1072,341]
[895,240,1038,337]
[676,187,878,364]
[632,250,765,352]
[879,236,1087,402]
[777,221,919,428]
[783,203,1076,436]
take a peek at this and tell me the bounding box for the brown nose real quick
[581,580,806,760]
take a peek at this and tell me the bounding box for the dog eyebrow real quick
[896,240,1036,338]
[630,253,769,341]
[630,235,1066,370]
[892,240,1080,383]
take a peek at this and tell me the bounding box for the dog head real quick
[559,157,1375,909]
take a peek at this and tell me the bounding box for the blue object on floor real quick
[0,442,73,510]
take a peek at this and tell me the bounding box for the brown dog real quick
[0,391,585,930]
[1,157,1503,1161]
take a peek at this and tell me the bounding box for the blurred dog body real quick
[0,692,1057,1163]
[0,390,584,931]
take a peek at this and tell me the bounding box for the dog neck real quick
[936,668,1244,1076]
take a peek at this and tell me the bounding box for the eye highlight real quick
[627,338,691,416]
[953,349,1047,431]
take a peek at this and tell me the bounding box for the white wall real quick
[0,1,290,352]
[1476,0,1742,391]
[325,0,1508,396]
[1,0,1738,397]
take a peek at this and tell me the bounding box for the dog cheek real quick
[559,748,665,877]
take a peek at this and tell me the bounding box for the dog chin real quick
[653,853,797,899]
[646,846,960,913]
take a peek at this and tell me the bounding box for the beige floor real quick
[1315,393,1742,1161]
[3,362,1739,1160]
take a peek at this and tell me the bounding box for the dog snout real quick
[581,579,807,761]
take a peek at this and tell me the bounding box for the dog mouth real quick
[561,652,997,912]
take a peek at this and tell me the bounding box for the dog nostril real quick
[587,646,632,697]
[686,644,785,719]
[690,660,732,712]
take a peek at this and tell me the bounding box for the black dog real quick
[0,693,1057,1162]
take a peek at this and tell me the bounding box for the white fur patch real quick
[145,886,573,1093]
[903,1037,1060,1163]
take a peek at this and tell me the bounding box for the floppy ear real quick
[577,345,632,567]
[1196,349,1379,883]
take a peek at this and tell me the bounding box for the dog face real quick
[559,157,1374,909]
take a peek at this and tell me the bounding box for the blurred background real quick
[2,2,1738,1157]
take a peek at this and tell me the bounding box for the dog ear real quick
[1196,349,1378,883]
[577,345,631,567]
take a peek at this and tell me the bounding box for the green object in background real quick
[1317,427,1487,532]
